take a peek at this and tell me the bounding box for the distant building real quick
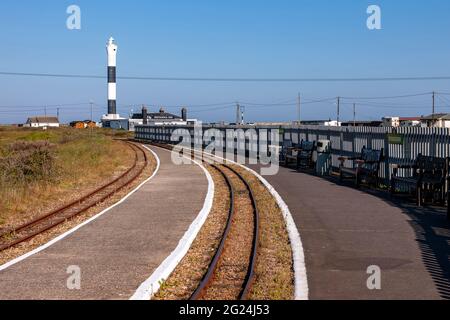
[70,120,97,129]
[399,117,422,127]
[382,116,422,127]
[420,114,450,128]
[382,117,401,127]
[298,120,342,127]
[103,118,129,130]
[129,107,197,131]
[342,121,382,127]
[249,122,291,127]
[70,121,85,129]
[25,116,60,128]
[85,120,97,128]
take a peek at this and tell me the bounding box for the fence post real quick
[384,130,390,186]
[431,128,437,157]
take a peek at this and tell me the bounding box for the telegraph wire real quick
[2,71,450,83]
[341,92,432,100]
[2,92,449,116]
[436,95,450,108]
[0,102,92,109]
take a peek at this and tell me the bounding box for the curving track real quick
[190,162,260,300]
[0,141,148,252]
[147,142,260,300]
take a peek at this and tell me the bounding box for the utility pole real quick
[89,100,95,136]
[353,103,356,127]
[297,92,301,125]
[57,107,60,120]
[90,100,94,122]
[337,97,341,125]
[44,106,47,117]
[432,91,436,126]
[432,91,436,115]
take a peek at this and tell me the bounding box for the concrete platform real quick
[248,165,450,300]
[0,146,209,300]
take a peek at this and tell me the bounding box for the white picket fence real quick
[135,124,450,183]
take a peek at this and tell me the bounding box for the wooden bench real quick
[280,140,295,166]
[296,140,316,170]
[281,140,316,170]
[391,155,448,207]
[338,147,384,188]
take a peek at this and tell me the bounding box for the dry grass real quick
[0,128,134,229]
[0,141,156,265]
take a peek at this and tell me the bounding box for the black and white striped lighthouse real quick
[106,37,118,117]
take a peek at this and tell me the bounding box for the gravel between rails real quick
[232,166,294,300]
[154,164,230,300]
[199,164,255,300]
[0,144,156,266]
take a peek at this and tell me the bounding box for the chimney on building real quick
[181,107,187,121]
[142,105,148,125]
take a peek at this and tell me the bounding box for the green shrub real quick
[0,141,58,186]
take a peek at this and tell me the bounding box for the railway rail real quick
[146,142,260,300]
[0,141,149,253]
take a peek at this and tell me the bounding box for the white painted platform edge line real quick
[199,150,309,301]
[0,145,161,272]
[239,166,309,301]
[130,147,214,301]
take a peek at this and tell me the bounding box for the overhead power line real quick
[339,102,442,110]
[341,93,432,100]
[2,71,450,83]
[0,102,91,109]
[128,102,236,109]
[437,94,450,107]
[3,92,449,117]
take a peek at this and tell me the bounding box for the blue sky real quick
[1,0,450,124]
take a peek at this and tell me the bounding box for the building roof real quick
[148,112,181,120]
[132,108,182,120]
[399,117,422,121]
[421,113,450,120]
[27,116,59,123]
[341,121,382,127]
[342,120,382,124]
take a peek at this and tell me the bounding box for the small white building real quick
[420,114,450,128]
[399,117,422,127]
[25,116,60,128]
[382,117,401,127]
[299,120,342,127]
[324,120,342,127]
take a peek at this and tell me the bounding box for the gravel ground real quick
[0,144,156,266]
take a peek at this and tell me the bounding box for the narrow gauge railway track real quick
[0,141,148,253]
[191,161,260,300]
[145,142,260,300]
